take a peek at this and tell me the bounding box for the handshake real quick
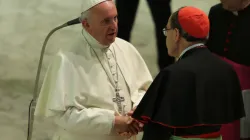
[114,107,144,138]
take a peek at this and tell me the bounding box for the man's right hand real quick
[114,115,141,135]
[114,115,131,133]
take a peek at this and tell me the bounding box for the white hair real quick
[80,10,91,22]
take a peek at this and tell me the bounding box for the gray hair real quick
[80,10,91,22]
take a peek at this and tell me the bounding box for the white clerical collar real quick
[232,11,238,16]
[82,28,110,50]
[177,43,204,60]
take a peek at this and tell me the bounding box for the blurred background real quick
[0,0,219,139]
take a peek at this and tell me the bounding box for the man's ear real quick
[82,20,90,29]
[174,28,180,42]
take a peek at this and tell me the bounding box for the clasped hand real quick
[114,108,144,137]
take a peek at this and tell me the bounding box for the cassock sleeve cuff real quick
[106,110,116,134]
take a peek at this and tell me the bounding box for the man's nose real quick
[110,20,118,29]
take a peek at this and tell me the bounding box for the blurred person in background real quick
[206,0,250,140]
[116,0,175,70]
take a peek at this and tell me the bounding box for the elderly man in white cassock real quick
[34,0,153,140]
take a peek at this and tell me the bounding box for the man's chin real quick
[103,38,116,46]
[107,37,116,43]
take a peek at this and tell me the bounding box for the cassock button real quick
[224,48,228,51]
[226,39,230,43]
[227,31,232,35]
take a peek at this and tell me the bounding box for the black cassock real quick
[206,4,250,139]
[132,47,245,140]
[206,4,250,66]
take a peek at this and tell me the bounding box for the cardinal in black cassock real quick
[131,6,245,140]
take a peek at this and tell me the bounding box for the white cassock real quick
[34,28,153,140]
